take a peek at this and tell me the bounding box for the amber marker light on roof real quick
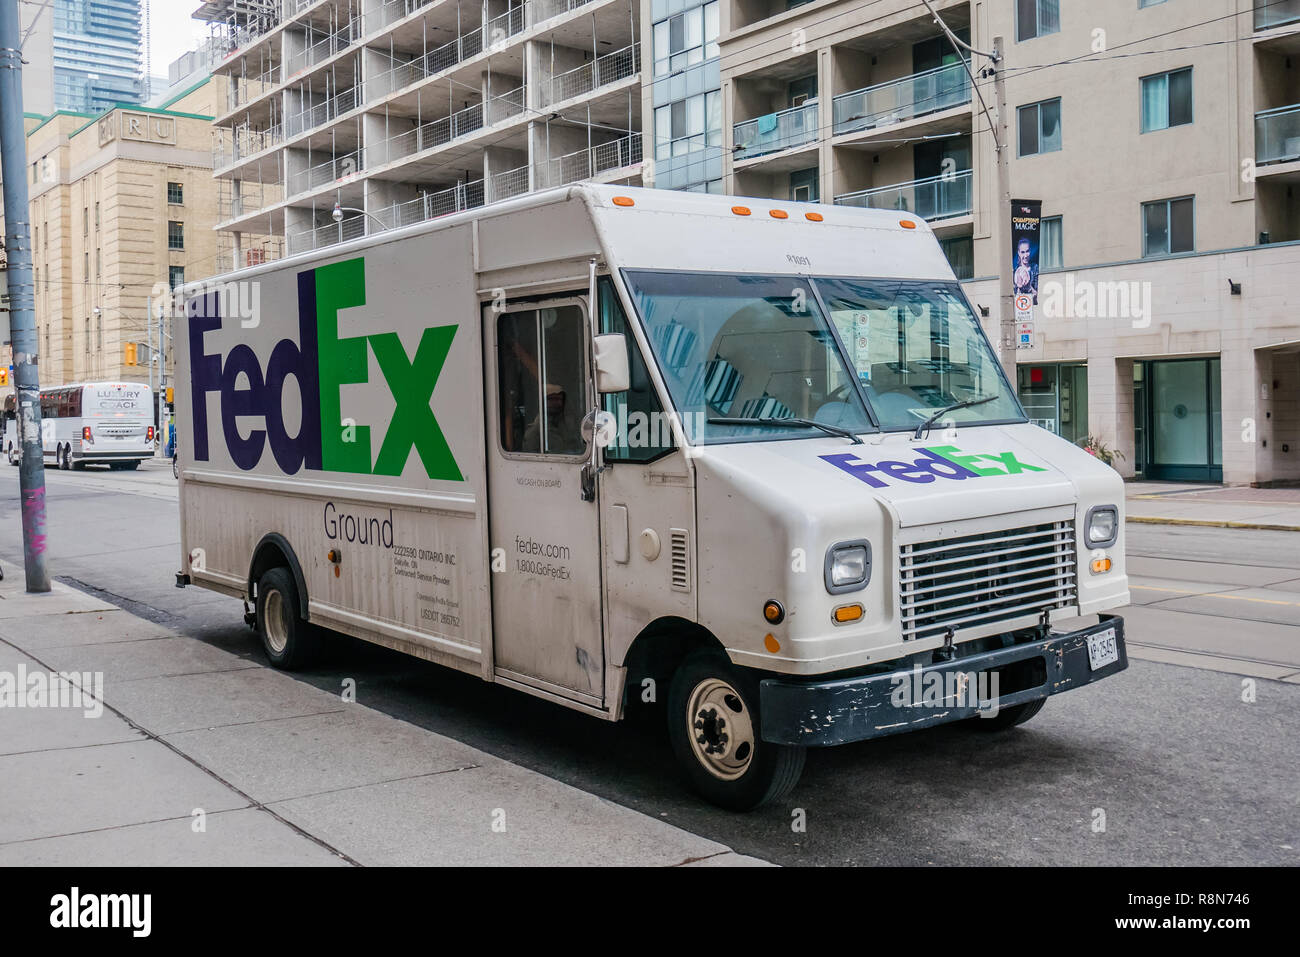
[769,209,788,219]
[805,211,824,222]
[732,205,751,216]
[612,196,635,206]
[899,219,917,229]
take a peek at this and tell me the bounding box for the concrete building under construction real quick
[196,0,645,273]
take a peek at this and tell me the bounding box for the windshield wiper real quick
[912,395,999,440]
[708,416,865,444]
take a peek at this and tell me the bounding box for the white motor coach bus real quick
[21,382,154,470]
[175,185,1130,809]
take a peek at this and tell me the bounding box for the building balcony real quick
[834,170,972,222]
[1256,103,1300,167]
[733,101,818,161]
[1256,0,1300,30]
[546,43,639,106]
[832,62,970,137]
[363,85,527,170]
[285,148,364,199]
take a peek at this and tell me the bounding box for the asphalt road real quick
[1,460,1295,865]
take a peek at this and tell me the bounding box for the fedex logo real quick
[821,445,1047,488]
[189,258,462,480]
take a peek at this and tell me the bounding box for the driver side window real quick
[497,305,587,456]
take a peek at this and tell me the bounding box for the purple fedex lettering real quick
[821,449,981,487]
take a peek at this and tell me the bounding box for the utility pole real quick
[0,0,50,592]
[991,36,1016,383]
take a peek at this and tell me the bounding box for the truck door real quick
[485,296,605,703]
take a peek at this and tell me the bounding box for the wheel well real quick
[248,533,310,619]
[620,617,724,710]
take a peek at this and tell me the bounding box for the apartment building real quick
[7,80,234,387]
[698,0,1300,486]
[197,0,645,272]
[52,0,147,113]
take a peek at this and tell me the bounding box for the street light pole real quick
[0,0,50,592]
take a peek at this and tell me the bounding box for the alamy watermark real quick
[0,666,103,718]
[889,665,1001,717]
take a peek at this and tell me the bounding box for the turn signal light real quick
[763,600,785,624]
[833,604,864,624]
[82,426,92,442]
[145,426,154,442]
[1091,558,1112,574]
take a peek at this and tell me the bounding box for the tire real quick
[667,650,805,811]
[59,446,70,470]
[6,445,16,466]
[255,567,319,670]
[966,697,1046,732]
[172,455,179,479]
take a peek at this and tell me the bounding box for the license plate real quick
[1087,627,1119,671]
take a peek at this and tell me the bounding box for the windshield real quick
[815,277,1023,431]
[623,271,1023,443]
[622,270,876,444]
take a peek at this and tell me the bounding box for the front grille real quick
[899,520,1078,641]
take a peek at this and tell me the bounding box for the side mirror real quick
[592,333,630,394]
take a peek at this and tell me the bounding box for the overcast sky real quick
[146,2,210,77]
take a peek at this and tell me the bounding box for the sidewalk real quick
[0,563,767,866]
[1125,482,1300,532]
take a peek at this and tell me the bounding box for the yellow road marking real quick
[1131,584,1297,606]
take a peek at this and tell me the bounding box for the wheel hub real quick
[685,677,756,781]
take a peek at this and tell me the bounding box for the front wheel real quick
[667,651,805,811]
[256,567,319,670]
[965,697,1045,731]
[6,444,16,466]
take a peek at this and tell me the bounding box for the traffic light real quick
[0,368,7,385]
[166,386,174,405]
[124,342,137,366]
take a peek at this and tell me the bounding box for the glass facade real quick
[650,0,722,192]
[1134,358,1223,481]
[52,0,144,114]
[1017,363,1088,446]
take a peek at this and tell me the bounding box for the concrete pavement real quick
[0,560,767,866]
[1126,481,1300,531]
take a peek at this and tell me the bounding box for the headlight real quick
[825,540,871,594]
[1085,505,1119,548]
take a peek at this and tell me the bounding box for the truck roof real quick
[201,183,957,287]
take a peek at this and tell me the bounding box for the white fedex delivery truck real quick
[176,184,1129,809]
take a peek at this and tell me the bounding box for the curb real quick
[1126,516,1300,533]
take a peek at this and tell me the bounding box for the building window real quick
[85,317,90,354]
[655,90,720,160]
[1141,67,1192,132]
[940,236,974,281]
[1016,0,1060,41]
[94,202,100,228]
[790,167,820,203]
[168,221,185,250]
[653,1,719,78]
[96,248,101,279]
[84,252,89,283]
[1017,98,1062,156]
[1142,196,1194,257]
[169,266,185,290]
[1041,216,1063,269]
[83,207,89,236]
[167,182,184,205]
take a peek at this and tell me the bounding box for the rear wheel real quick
[667,651,805,811]
[966,697,1046,731]
[58,445,70,470]
[255,567,319,670]
[6,444,16,466]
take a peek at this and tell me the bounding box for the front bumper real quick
[760,615,1127,747]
